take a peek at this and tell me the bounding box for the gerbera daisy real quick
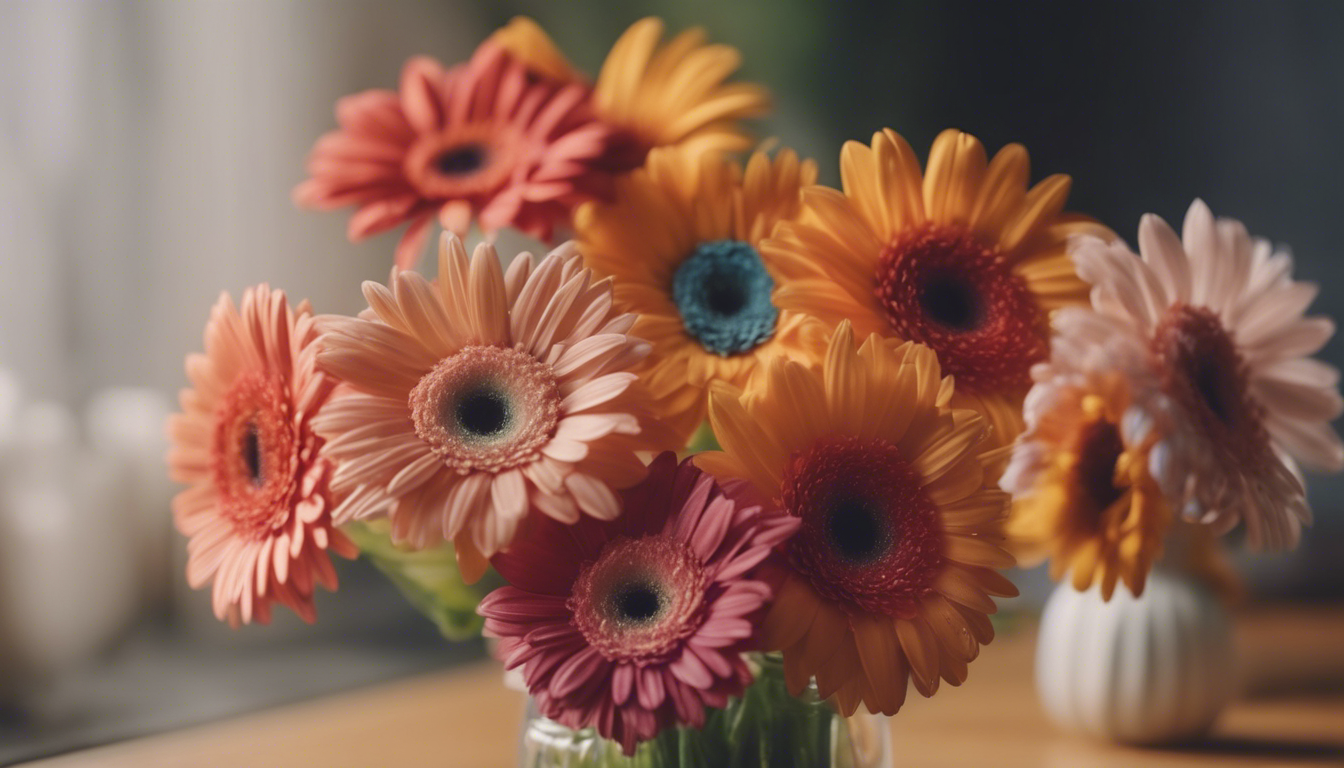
[1001,364,1173,600]
[314,234,674,581]
[489,16,770,172]
[763,128,1112,456]
[1063,200,1343,550]
[293,44,612,269]
[575,147,825,440]
[479,452,798,755]
[696,322,1018,716]
[166,285,356,626]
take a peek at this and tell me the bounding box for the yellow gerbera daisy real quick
[575,146,826,441]
[488,16,770,170]
[1000,367,1173,600]
[763,128,1112,458]
[697,321,1018,716]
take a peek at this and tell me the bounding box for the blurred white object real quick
[0,368,20,445]
[1035,567,1235,744]
[0,401,138,698]
[86,387,176,610]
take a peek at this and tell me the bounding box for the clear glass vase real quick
[518,654,891,768]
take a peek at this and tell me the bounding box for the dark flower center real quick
[826,495,889,564]
[241,420,263,486]
[875,224,1045,394]
[782,435,943,619]
[454,386,511,438]
[435,143,487,177]
[611,581,664,624]
[671,240,779,357]
[1074,418,1125,521]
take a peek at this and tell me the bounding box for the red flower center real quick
[781,435,944,619]
[569,535,708,661]
[1071,418,1126,526]
[874,224,1045,394]
[1151,303,1269,469]
[404,129,520,201]
[409,345,560,474]
[213,370,297,537]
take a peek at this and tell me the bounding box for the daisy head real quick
[763,128,1112,456]
[696,322,1018,716]
[1063,199,1343,550]
[575,147,826,441]
[479,452,798,755]
[1001,363,1174,600]
[489,16,771,172]
[314,234,676,581]
[293,44,613,269]
[167,285,356,626]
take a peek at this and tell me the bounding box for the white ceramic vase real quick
[1035,566,1235,744]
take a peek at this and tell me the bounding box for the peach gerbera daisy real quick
[696,322,1018,716]
[167,285,356,626]
[314,234,674,581]
[489,16,770,172]
[763,128,1112,458]
[574,147,826,441]
[293,43,612,269]
[1001,363,1174,600]
[1063,200,1344,550]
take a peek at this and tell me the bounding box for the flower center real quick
[781,435,943,619]
[409,345,560,474]
[1072,415,1126,524]
[570,535,708,661]
[435,143,487,177]
[212,370,296,536]
[1151,304,1268,467]
[874,224,1045,394]
[671,240,779,357]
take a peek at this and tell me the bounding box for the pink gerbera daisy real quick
[314,234,674,581]
[1062,199,1344,550]
[167,285,356,626]
[293,43,612,269]
[479,452,799,754]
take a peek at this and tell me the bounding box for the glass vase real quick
[518,654,891,768]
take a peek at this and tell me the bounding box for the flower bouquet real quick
[166,15,1342,766]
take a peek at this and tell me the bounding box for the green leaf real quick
[343,520,494,641]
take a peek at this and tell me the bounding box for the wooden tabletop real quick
[23,607,1344,768]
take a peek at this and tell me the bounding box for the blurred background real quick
[1,0,1342,763]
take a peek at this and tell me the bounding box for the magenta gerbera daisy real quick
[293,43,612,269]
[479,452,799,754]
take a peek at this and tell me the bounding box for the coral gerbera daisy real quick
[1001,364,1174,600]
[479,452,799,755]
[314,234,674,581]
[167,285,356,626]
[574,147,825,441]
[696,322,1018,716]
[1063,200,1344,550]
[763,128,1112,457]
[293,43,612,269]
[489,16,770,172]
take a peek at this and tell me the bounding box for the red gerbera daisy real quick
[294,43,612,269]
[479,452,798,754]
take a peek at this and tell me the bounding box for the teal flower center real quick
[671,240,779,357]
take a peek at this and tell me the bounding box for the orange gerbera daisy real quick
[1001,366,1173,600]
[763,128,1112,457]
[314,235,674,581]
[696,322,1018,716]
[574,147,826,441]
[167,285,356,626]
[488,16,770,172]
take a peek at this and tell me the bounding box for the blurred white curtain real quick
[0,0,486,404]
